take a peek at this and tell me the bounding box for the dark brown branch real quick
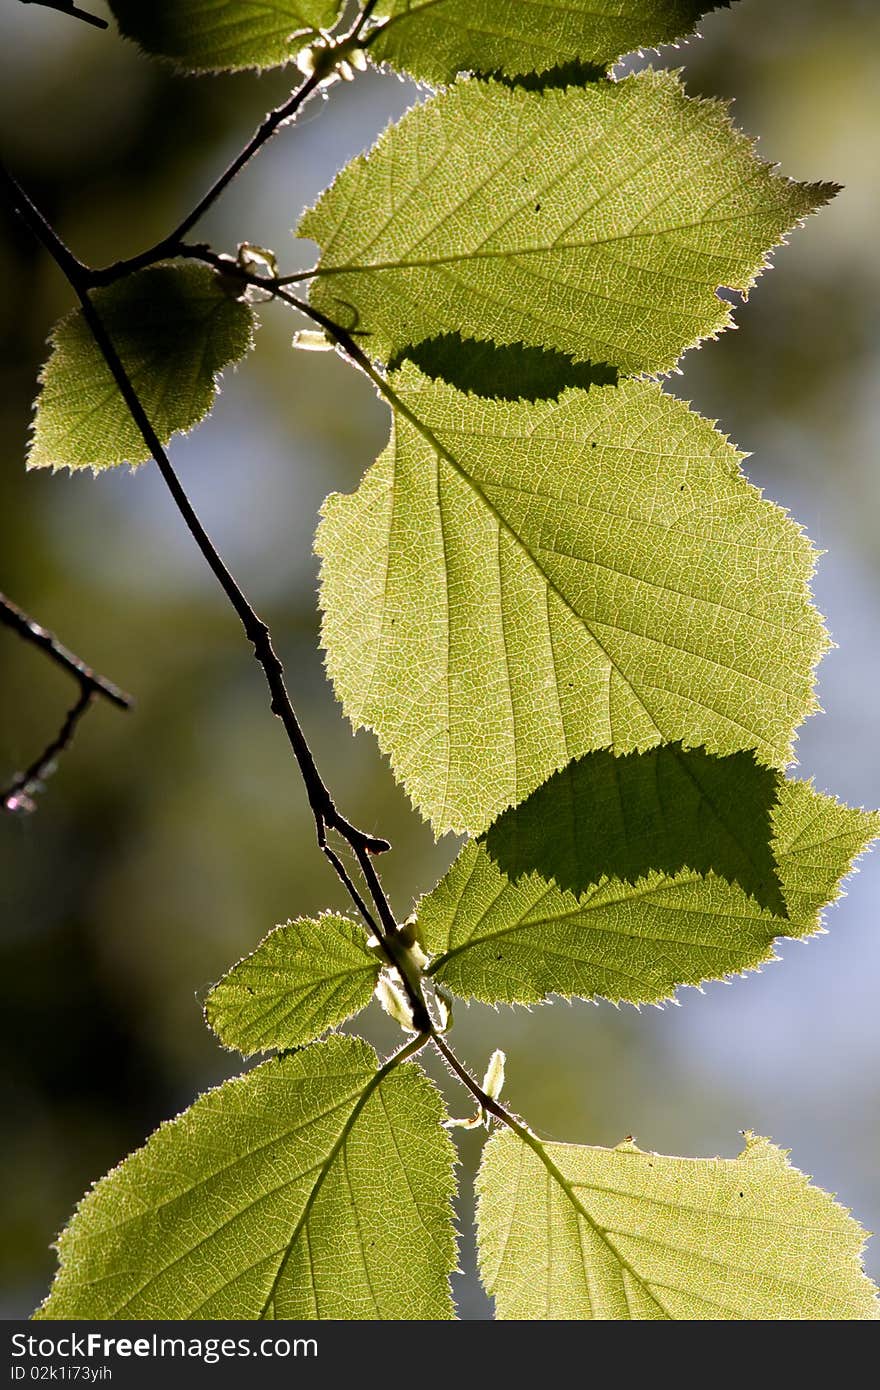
[18,1,108,30]
[0,592,131,711]
[1,592,132,813]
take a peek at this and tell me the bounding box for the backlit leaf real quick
[28,265,254,472]
[299,72,834,377]
[369,1,731,85]
[417,779,879,1006]
[477,1129,878,1319]
[316,366,827,835]
[36,1037,457,1320]
[109,0,342,73]
[205,914,381,1054]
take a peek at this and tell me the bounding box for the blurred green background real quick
[1,0,878,1319]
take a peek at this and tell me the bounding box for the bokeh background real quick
[1,0,878,1318]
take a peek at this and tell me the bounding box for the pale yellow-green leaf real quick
[28,265,255,472]
[36,1037,457,1320]
[370,1,731,85]
[418,779,879,1006]
[477,1129,879,1319]
[316,365,827,835]
[205,915,380,1054]
[109,0,342,73]
[299,72,834,376]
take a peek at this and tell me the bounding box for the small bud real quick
[295,45,316,76]
[375,973,415,1032]
[433,982,454,1034]
[237,242,278,279]
[349,47,369,72]
[481,1049,506,1102]
[397,913,419,946]
[292,329,334,352]
[443,1111,483,1131]
[406,938,430,970]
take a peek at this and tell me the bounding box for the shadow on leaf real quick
[389,333,618,402]
[483,744,787,917]
[485,59,609,92]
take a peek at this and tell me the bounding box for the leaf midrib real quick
[257,1037,425,1319]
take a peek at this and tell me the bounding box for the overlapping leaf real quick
[484,744,785,914]
[317,366,827,835]
[109,0,342,72]
[369,1,731,85]
[477,1130,878,1319]
[299,72,833,377]
[36,1037,457,1320]
[417,778,879,1006]
[205,915,380,1054]
[29,265,254,471]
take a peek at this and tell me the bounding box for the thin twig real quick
[352,0,382,42]
[86,0,379,290]
[0,165,386,852]
[18,1,108,31]
[2,687,93,813]
[86,65,324,286]
[0,592,131,711]
[1,592,132,813]
[0,160,438,1028]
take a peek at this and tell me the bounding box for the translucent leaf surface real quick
[370,1,730,85]
[477,1129,879,1319]
[37,1037,457,1320]
[205,915,380,1054]
[317,366,827,835]
[109,0,342,72]
[418,780,879,1006]
[484,744,786,915]
[29,265,255,471]
[300,72,834,376]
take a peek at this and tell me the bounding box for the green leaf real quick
[109,0,342,73]
[205,914,381,1055]
[369,1,731,85]
[36,1036,457,1320]
[299,72,834,377]
[316,365,827,835]
[418,779,879,1006]
[477,1128,878,1319]
[28,265,255,472]
[484,745,786,916]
